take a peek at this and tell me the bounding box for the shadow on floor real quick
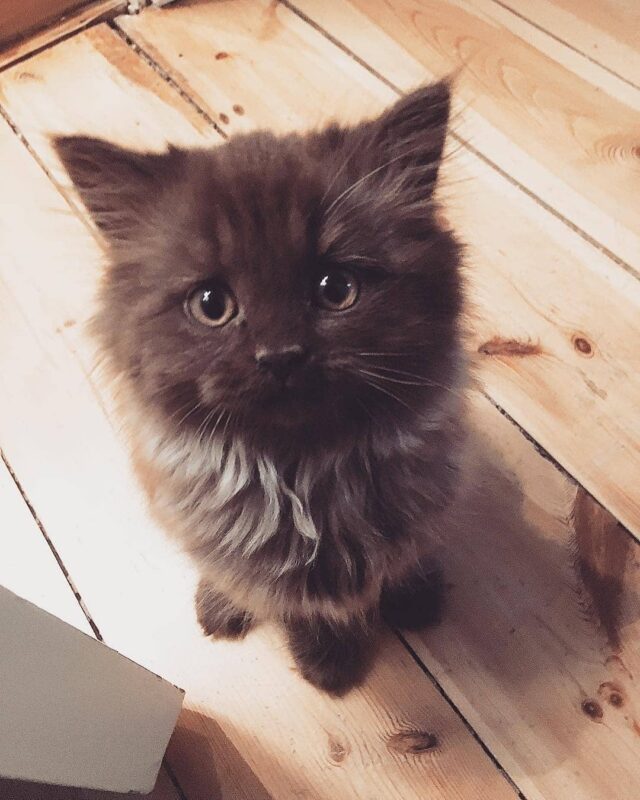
[400,407,640,778]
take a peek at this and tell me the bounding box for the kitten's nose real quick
[255,345,308,381]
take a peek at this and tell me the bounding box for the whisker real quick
[324,144,443,220]
[194,406,219,447]
[358,373,417,414]
[221,410,234,441]
[359,368,430,388]
[321,139,361,204]
[205,409,227,451]
[355,396,375,424]
[173,400,204,428]
[356,351,427,357]
[359,365,464,399]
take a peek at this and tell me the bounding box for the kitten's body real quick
[56,82,469,694]
[129,370,466,623]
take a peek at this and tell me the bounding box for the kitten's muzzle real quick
[255,345,308,383]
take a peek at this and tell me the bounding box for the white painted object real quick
[0,585,184,793]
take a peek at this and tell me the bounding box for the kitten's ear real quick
[52,135,180,240]
[365,80,451,197]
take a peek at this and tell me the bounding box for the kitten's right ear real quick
[52,135,180,240]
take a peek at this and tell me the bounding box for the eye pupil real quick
[321,274,349,304]
[317,269,358,310]
[200,288,226,321]
[187,282,237,327]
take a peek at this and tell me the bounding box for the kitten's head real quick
[55,82,463,447]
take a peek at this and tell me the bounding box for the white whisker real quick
[358,373,417,414]
[173,400,204,428]
[358,363,463,399]
[324,144,441,221]
[195,406,219,448]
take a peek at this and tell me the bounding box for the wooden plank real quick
[408,394,640,800]
[494,0,640,88]
[0,457,91,632]
[0,0,125,71]
[0,25,217,187]
[112,1,640,538]
[288,0,640,274]
[465,0,640,107]
[0,36,517,800]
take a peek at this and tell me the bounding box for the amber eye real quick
[186,282,237,327]
[316,269,359,311]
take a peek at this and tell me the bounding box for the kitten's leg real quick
[285,614,374,696]
[380,565,444,631]
[195,578,254,640]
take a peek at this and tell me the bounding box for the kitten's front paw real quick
[381,568,444,631]
[195,579,254,640]
[285,616,373,696]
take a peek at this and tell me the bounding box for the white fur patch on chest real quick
[135,413,321,563]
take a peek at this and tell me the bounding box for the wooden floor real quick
[1,1,639,798]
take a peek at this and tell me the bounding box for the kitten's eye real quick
[316,269,359,311]
[186,282,237,327]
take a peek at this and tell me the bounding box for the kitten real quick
[54,81,467,695]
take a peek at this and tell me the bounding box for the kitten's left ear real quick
[367,80,452,197]
[52,135,182,242]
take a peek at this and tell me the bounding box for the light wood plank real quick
[290,0,640,273]
[0,37,517,800]
[410,394,640,800]
[495,0,640,88]
[467,0,640,108]
[0,458,91,632]
[112,1,640,538]
[0,25,217,193]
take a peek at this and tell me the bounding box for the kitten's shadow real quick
[401,417,640,777]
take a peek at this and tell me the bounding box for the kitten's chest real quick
[132,422,451,604]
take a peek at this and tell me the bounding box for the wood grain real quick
[0,38,517,800]
[495,0,640,88]
[114,1,640,539]
[291,0,640,273]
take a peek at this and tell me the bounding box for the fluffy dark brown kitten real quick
[55,82,467,695]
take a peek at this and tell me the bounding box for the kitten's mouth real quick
[263,382,314,407]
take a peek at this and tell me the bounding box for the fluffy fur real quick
[55,81,468,694]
